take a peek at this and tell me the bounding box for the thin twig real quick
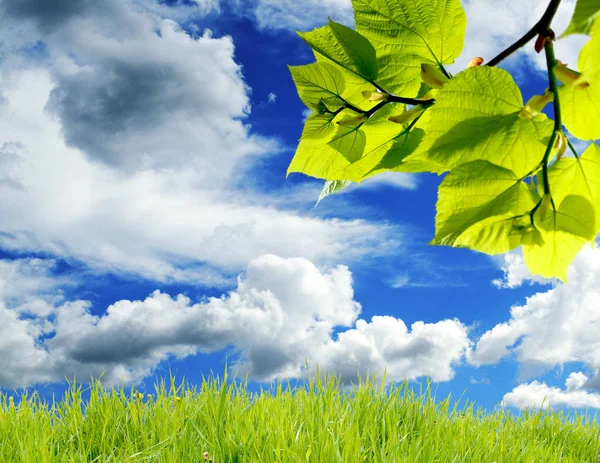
[487,0,562,67]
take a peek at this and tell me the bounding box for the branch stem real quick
[540,40,562,196]
[487,0,562,67]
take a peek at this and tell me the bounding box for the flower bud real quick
[421,63,449,89]
[554,132,567,161]
[554,62,589,88]
[388,105,425,125]
[519,89,554,119]
[468,57,484,67]
[361,90,388,101]
[420,90,434,101]
[337,114,367,126]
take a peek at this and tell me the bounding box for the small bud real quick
[539,195,553,221]
[534,31,555,53]
[361,90,388,101]
[420,90,434,101]
[468,57,484,67]
[420,63,449,89]
[554,132,567,161]
[554,62,588,88]
[337,114,367,126]
[388,104,425,125]
[519,89,554,119]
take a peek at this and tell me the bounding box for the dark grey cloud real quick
[1,0,251,174]
[1,0,93,31]
[0,254,469,388]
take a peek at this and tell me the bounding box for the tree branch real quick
[388,95,435,106]
[486,0,562,67]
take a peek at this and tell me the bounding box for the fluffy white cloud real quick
[491,250,556,289]
[0,254,469,389]
[469,246,600,392]
[0,0,400,287]
[501,372,600,410]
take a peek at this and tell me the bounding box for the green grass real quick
[1,363,599,462]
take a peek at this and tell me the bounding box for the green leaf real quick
[524,195,595,282]
[559,20,600,140]
[547,143,600,231]
[298,19,378,82]
[353,0,466,96]
[289,61,374,114]
[342,127,424,181]
[432,161,539,254]
[561,0,600,37]
[302,112,338,140]
[328,125,367,162]
[404,67,554,177]
[287,104,407,181]
[316,179,353,205]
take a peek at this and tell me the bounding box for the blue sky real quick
[0,0,599,418]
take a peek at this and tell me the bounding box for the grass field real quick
[1,363,599,462]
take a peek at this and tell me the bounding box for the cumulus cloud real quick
[491,250,556,289]
[0,254,470,389]
[0,0,399,287]
[501,372,600,410]
[469,246,600,389]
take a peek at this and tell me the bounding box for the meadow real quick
[1,364,599,462]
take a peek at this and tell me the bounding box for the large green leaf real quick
[287,104,408,181]
[403,67,554,177]
[524,195,595,282]
[559,20,600,140]
[353,0,466,96]
[298,20,378,82]
[289,61,375,114]
[547,143,600,231]
[561,0,600,37]
[432,161,539,254]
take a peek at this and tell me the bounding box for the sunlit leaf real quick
[404,67,554,177]
[561,0,600,36]
[432,161,539,254]
[559,20,600,140]
[353,0,466,96]
[524,194,595,282]
[298,20,378,82]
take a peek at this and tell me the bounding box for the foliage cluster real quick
[287,0,600,281]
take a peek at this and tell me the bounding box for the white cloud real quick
[0,0,399,287]
[0,254,470,389]
[491,250,556,289]
[501,372,600,410]
[451,0,588,73]
[470,246,600,390]
[241,0,353,31]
